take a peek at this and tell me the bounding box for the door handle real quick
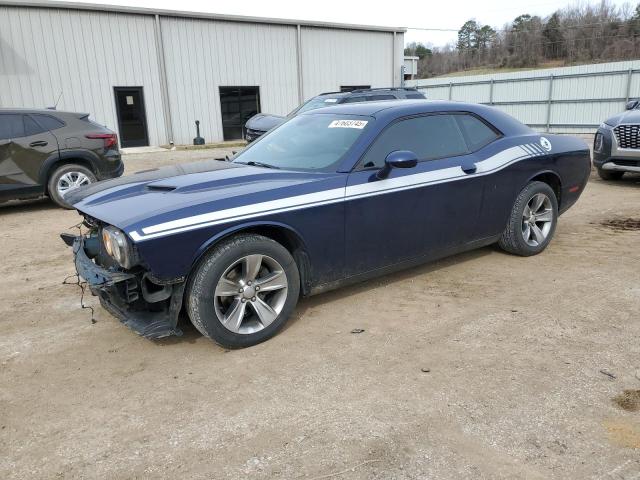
[461,161,477,174]
[29,140,48,147]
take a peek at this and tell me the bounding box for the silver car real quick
[593,100,640,180]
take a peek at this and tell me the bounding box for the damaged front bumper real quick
[63,234,184,339]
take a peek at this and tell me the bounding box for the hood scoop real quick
[146,183,177,192]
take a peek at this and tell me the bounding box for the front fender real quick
[190,220,310,270]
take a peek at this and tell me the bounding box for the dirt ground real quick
[1,148,639,479]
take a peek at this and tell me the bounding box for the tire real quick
[597,168,624,181]
[47,163,97,209]
[186,234,300,348]
[498,181,558,257]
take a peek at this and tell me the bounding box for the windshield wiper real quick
[243,161,280,169]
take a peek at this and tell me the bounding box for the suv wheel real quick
[186,234,300,348]
[498,181,558,256]
[48,163,96,209]
[597,167,624,181]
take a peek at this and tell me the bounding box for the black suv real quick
[0,109,123,208]
[244,87,426,142]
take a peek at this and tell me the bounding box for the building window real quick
[219,86,261,141]
[340,85,371,92]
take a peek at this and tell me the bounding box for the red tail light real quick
[86,133,118,150]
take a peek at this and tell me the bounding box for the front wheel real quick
[498,181,558,256]
[186,234,300,348]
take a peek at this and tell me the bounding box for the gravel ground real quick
[0,149,639,479]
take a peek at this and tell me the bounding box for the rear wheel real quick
[48,163,96,208]
[498,181,558,256]
[186,234,300,348]
[597,167,624,181]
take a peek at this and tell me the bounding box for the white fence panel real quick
[408,60,640,133]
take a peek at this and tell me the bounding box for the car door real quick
[0,113,34,198]
[0,114,59,198]
[344,113,486,276]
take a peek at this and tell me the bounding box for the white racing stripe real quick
[129,143,542,242]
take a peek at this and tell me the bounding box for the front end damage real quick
[61,228,185,339]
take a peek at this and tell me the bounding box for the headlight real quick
[594,132,604,153]
[101,226,134,268]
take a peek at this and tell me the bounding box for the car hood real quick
[604,109,640,126]
[245,113,285,132]
[69,160,343,239]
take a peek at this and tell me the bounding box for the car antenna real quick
[47,91,63,110]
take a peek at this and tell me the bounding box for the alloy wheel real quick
[57,171,91,196]
[214,254,288,334]
[521,193,553,247]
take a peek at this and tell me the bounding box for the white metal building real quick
[0,1,405,146]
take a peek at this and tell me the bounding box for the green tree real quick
[457,20,480,53]
[542,12,564,58]
[405,42,432,59]
[475,25,496,50]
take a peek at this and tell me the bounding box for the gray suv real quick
[593,100,640,180]
[244,87,426,142]
[0,109,123,208]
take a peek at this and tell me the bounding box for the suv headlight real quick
[101,226,135,268]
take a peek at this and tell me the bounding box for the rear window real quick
[32,114,65,131]
[293,96,341,114]
[405,93,425,99]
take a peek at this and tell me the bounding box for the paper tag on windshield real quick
[324,98,338,103]
[328,120,368,129]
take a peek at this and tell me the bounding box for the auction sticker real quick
[328,120,368,129]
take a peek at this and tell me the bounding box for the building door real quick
[114,87,149,148]
[219,86,260,141]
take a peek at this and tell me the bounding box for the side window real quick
[359,115,468,169]
[366,94,396,101]
[0,114,25,140]
[32,114,65,132]
[340,85,371,92]
[24,115,46,136]
[405,93,425,99]
[342,96,368,104]
[455,114,500,151]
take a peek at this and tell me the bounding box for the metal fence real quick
[406,60,640,134]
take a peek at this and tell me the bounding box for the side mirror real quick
[625,100,638,110]
[376,150,418,179]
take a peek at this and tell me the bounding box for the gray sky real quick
[54,0,633,47]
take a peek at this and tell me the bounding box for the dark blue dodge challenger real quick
[63,100,591,348]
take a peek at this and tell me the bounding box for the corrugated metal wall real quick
[300,27,395,99]
[160,17,300,144]
[0,5,167,145]
[0,4,403,145]
[407,60,640,134]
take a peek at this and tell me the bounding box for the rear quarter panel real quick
[480,134,590,236]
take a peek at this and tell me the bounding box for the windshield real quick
[234,114,371,172]
[291,96,342,115]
